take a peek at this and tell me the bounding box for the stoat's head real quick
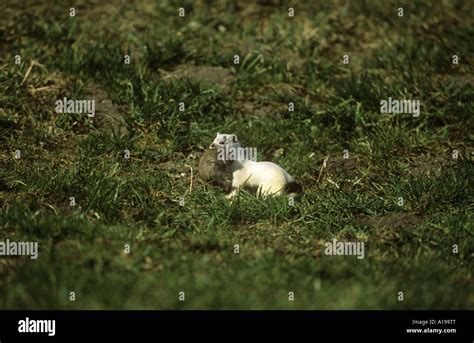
[210,133,241,149]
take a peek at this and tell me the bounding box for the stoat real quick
[209,133,302,199]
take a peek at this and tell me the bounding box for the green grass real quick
[0,0,473,309]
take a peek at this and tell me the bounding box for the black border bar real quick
[0,310,472,342]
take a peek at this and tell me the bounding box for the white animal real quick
[209,133,302,199]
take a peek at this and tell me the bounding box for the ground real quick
[0,0,472,309]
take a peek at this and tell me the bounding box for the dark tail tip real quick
[284,181,303,196]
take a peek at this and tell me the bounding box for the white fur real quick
[210,133,295,198]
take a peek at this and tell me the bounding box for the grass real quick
[0,0,473,309]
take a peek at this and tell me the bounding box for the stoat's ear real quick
[232,135,239,143]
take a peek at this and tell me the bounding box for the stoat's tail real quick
[284,181,303,199]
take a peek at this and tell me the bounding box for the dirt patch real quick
[161,65,234,91]
[319,155,370,186]
[13,69,128,136]
[85,83,128,136]
[17,66,73,105]
[440,74,474,88]
[306,155,373,190]
[238,100,287,117]
[324,155,365,175]
[279,49,306,72]
[27,69,72,98]
[359,212,423,231]
[403,154,455,176]
[358,212,425,244]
